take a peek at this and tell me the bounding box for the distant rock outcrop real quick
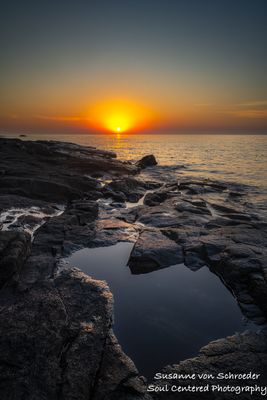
[137,154,157,169]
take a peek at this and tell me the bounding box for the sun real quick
[88,99,156,134]
[106,114,130,133]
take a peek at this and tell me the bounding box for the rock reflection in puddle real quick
[65,242,252,378]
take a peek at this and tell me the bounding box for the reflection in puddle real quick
[125,190,154,209]
[65,242,252,378]
[125,196,145,209]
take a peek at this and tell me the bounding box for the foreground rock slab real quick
[0,230,31,287]
[0,138,150,400]
[151,330,267,400]
[0,138,138,202]
[1,137,267,400]
[0,268,148,400]
[129,228,183,274]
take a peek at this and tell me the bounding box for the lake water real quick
[66,242,252,378]
[5,133,267,192]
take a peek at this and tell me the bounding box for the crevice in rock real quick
[90,327,112,399]
[56,331,81,400]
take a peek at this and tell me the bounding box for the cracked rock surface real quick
[0,138,267,399]
[0,139,147,400]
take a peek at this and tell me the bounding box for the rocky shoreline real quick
[0,138,267,400]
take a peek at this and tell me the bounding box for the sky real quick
[0,0,267,134]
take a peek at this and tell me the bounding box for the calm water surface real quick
[5,133,267,190]
[66,243,251,378]
[4,134,267,190]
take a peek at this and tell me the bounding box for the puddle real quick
[65,242,254,379]
[0,206,64,238]
[126,190,154,208]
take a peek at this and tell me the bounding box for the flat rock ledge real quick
[0,138,267,400]
[151,330,267,400]
[0,139,147,400]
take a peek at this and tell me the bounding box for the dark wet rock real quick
[0,233,147,400]
[54,270,113,400]
[104,177,156,203]
[17,200,98,286]
[183,242,207,271]
[155,212,267,325]
[0,194,55,212]
[182,184,217,195]
[137,202,210,228]
[179,180,227,191]
[176,179,230,197]
[131,187,267,322]
[228,191,243,198]
[1,137,267,399]
[16,214,44,225]
[91,218,138,247]
[143,191,168,206]
[0,231,31,287]
[142,183,180,207]
[0,176,101,203]
[208,201,242,214]
[138,211,181,228]
[152,331,267,400]
[117,207,140,224]
[205,216,241,228]
[198,228,267,323]
[174,199,210,215]
[102,187,127,203]
[225,212,252,222]
[9,214,46,233]
[68,200,98,226]
[129,228,184,274]
[143,181,162,190]
[137,154,157,169]
[0,266,148,400]
[0,138,138,203]
[92,332,150,400]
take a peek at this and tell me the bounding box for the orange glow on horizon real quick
[87,99,157,133]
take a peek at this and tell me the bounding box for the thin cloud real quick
[35,115,87,122]
[228,110,267,118]
[218,109,267,119]
[235,100,267,108]
[215,100,267,119]
[194,103,213,107]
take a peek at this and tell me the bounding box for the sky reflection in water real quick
[67,242,249,378]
